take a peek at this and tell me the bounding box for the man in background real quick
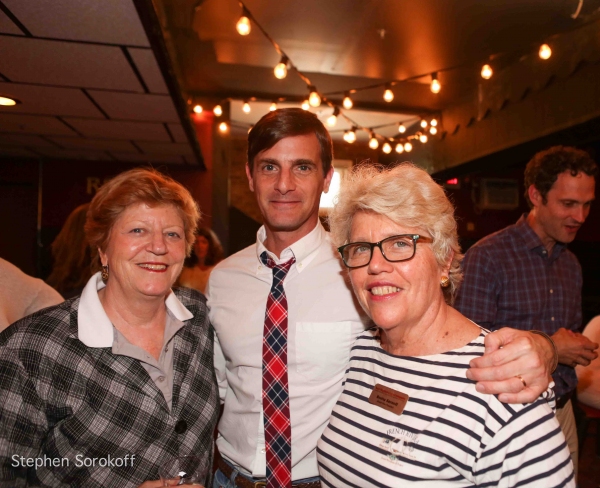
[455,145,599,480]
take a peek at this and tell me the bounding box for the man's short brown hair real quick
[247,108,333,175]
[524,145,597,207]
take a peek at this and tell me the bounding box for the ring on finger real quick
[515,374,527,388]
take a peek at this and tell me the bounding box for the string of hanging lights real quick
[195,0,571,152]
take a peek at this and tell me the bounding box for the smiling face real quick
[246,133,334,250]
[529,170,595,249]
[347,211,448,333]
[98,203,186,300]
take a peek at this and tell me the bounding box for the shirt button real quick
[261,448,266,453]
[158,376,165,382]
[549,289,553,294]
[174,419,187,434]
[551,317,555,321]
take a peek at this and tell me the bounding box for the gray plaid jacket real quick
[0,287,219,487]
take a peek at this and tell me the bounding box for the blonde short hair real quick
[85,168,200,270]
[328,162,463,304]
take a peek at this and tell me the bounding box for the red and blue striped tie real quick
[261,251,295,488]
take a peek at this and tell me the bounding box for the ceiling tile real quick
[63,118,172,141]
[3,0,149,46]
[111,152,185,164]
[0,37,144,91]
[49,136,139,152]
[128,48,169,94]
[0,133,56,147]
[0,82,105,118]
[0,114,78,135]
[135,141,195,156]
[167,123,188,143]
[87,91,179,122]
[0,9,24,35]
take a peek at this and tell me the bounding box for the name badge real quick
[368,383,409,415]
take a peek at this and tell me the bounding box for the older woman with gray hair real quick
[317,163,574,487]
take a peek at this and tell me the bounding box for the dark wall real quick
[0,159,210,280]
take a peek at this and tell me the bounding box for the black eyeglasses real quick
[337,234,433,269]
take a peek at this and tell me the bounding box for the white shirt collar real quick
[77,272,194,348]
[255,221,326,273]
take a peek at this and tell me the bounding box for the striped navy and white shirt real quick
[317,328,574,487]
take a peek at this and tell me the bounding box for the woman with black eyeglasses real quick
[316,163,574,487]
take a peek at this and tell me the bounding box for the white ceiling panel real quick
[49,136,139,152]
[0,83,105,118]
[111,152,185,164]
[0,133,56,147]
[0,114,78,135]
[3,0,149,47]
[135,141,195,156]
[128,48,169,94]
[0,10,23,35]
[64,118,172,141]
[87,91,179,122]
[167,123,188,143]
[34,146,112,160]
[0,37,144,91]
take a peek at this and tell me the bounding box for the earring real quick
[440,276,450,288]
[101,265,109,282]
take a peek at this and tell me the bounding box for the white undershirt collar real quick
[77,272,193,348]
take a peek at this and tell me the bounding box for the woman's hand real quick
[466,328,553,403]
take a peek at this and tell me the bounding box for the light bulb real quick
[274,58,288,79]
[236,15,251,36]
[481,64,493,79]
[369,136,379,150]
[430,118,438,127]
[213,105,222,117]
[309,90,321,107]
[429,126,438,135]
[420,119,428,128]
[344,130,356,143]
[539,44,552,60]
[243,102,251,114]
[301,100,310,110]
[383,88,394,102]
[0,96,17,106]
[326,113,337,127]
[430,78,441,94]
[219,122,228,132]
[343,95,353,110]
[404,142,413,152]
[398,123,406,134]
[419,134,428,143]
[193,104,203,114]
[270,102,277,112]
[382,142,392,154]
[395,143,404,154]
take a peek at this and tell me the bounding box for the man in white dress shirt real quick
[207,108,557,488]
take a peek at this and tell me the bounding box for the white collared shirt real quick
[78,272,193,408]
[207,222,368,480]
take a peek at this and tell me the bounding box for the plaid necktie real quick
[260,251,295,488]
